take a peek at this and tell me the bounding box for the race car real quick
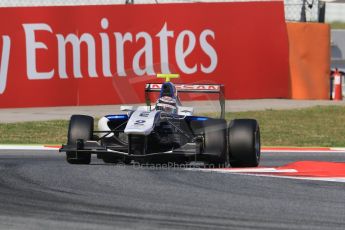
[59,74,261,167]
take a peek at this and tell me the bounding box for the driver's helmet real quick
[160,82,177,98]
[155,96,177,114]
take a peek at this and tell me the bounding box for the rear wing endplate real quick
[145,83,225,119]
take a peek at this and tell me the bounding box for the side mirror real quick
[120,105,135,112]
[178,106,194,116]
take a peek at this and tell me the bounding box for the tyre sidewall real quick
[228,119,260,167]
[66,115,94,164]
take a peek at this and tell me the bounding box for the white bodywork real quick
[124,110,160,136]
[98,116,114,138]
[99,102,193,137]
[98,105,193,138]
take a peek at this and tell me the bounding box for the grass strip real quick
[330,21,345,29]
[0,120,68,145]
[223,106,345,147]
[0,106,344,147]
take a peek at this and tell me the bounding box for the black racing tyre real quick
[66,115,93,164]
[203,119,228,167]
[228,119,260,167]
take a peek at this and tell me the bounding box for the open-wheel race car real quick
[59,74,261,167]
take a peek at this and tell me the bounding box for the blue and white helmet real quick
[155,96,177,114]
[160,82,178,99]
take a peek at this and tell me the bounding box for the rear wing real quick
[145,83,225,119]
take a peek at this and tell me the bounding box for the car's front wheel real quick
[66,115,93,164]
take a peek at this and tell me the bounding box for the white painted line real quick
[186,167,345,184]
[210,168,298,173]
[185,167,297,173]
[262,150,345,153]
[330,147,345,151]
[236,173,345,183]
[0,145,58,151]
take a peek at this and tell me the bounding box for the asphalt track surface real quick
[0,150,345,230]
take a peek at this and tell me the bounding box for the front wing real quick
[59,140,212,163]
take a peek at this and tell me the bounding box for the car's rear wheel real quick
[228,119,260,167]
[202,119,228,167]
[66,115,93,164]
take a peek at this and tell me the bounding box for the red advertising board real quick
[0,2,290,108]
